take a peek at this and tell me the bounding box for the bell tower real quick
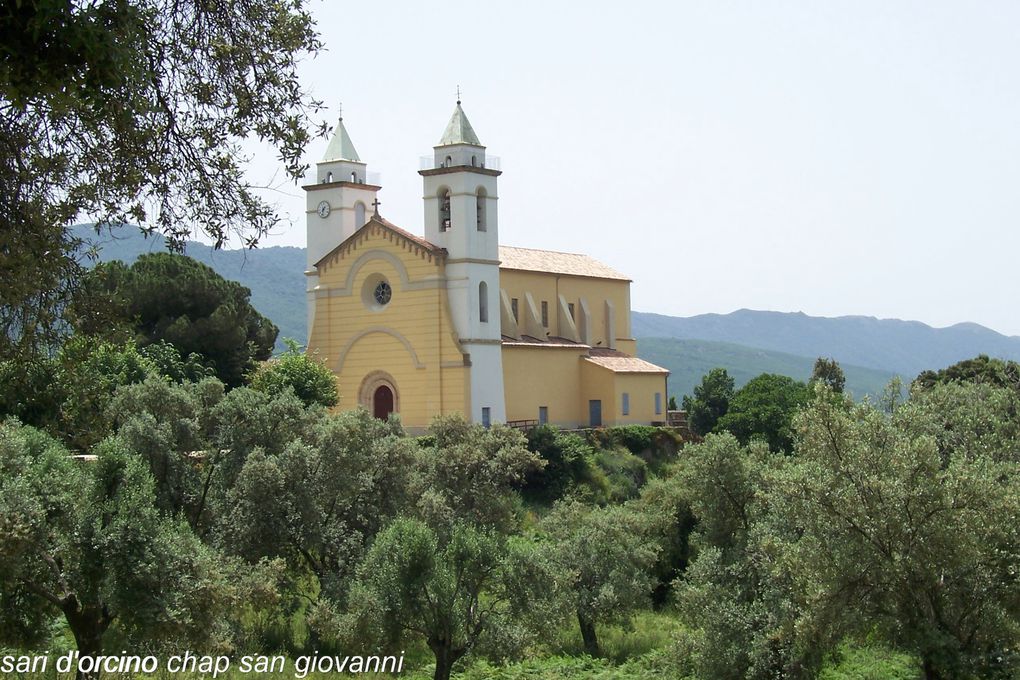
[304,112,380,340]
[419,99,505,425]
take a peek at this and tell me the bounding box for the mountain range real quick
[75,225,1020,399]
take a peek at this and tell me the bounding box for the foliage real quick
[344,518,549,680]
[0,336,164,450]
[78,254,278,387]
[522,425,597,503]
[714,373,810,452]
[0,422,235,667]
[138,340,214,383]
[809,356,845,393]
[771,386,1020,679]
[629,476,696,606]
[592,447,648,503]
[1,0,323,359]
[669,434,807,679]
[818,644,920,680]
[681,368,734,436]
[107,375,225,526]
[541,501,658,657]
[914,353,1020,393]
[250,338,338,408]
[414,416,542,533]
[220,409,414,601]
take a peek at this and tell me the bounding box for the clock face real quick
[317,200,331,218]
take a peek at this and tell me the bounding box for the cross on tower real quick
[372,197,381,216]
[338,102,342,120]
[456,85,461,104]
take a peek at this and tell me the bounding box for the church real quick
[304,101,669,430]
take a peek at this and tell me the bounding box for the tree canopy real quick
[1,0,323,359]
[682,368,735,436]
[79,253,277,387]
[714,373,810,452]
[249,338,338,408]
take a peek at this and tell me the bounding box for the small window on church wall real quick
[476,188,487,231]
[327,172,333,182]
[355,202,366,227]
[511,298,519,322]
[445,155,453,168]
[351,171,357,183]
[622,392,630,416]
[539,406,548,425]
[541,301,549,328]
[471,155,477,166]
[479,281,488,323]
[439,189,451,231]
[568,302,575,320]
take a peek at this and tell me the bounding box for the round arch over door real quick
[358,370,400,420]
[373,385,394,420]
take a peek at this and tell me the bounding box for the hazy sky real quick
[238,1,1020,336]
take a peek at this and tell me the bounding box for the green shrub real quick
[523,426,598,503]
[593,447,647,502]
[819,643,920,680]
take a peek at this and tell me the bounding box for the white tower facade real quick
[420,102,506,425]
[304,116,380,340]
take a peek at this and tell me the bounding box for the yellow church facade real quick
[304,102,668,430]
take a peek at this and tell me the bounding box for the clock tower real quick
[304,114,380,339]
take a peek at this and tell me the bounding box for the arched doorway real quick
[373,385,394,420]
[358,370,399,420]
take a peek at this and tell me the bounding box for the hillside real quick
[633,309,1020,378]
[76,226,1019,388]
[637,337,899,401]
[74,225,307,350]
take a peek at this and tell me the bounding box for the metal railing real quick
[419,155,501,171]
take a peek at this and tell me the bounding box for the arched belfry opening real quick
[439,188,451,231]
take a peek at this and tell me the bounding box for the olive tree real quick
[0,422,235,679]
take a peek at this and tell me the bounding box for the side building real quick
[305,102,668,430]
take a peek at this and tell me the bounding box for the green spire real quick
[438,101,482,146]
[322,116,361,162]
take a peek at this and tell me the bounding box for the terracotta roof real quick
[583,354,669,374]
[498,246,631,281]
[502,334,590,349]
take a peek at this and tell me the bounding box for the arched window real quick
[327,171,333,182]
[478,281,488,322]
[475,187,487,231]
[351,171,357,183]
[355,201,366,227]
[471,155,477,166]
[444,155,453,168]
[438,188,451,231]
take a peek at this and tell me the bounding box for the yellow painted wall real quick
[579,359,617,426]
[502,345,587,426]
[498,269,633,347]
[307,223,469,428]
[612,372,669,425]
[579,360,668,426]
